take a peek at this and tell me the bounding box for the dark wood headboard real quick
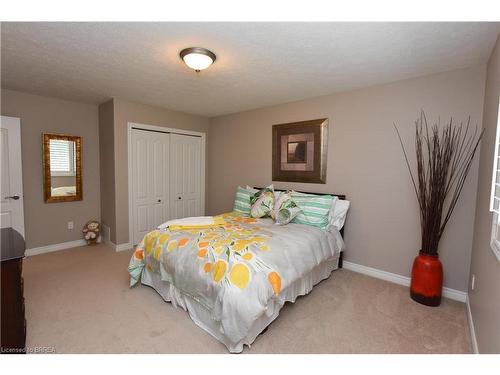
[254,187,345,201]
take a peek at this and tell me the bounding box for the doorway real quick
[0,116,25,238]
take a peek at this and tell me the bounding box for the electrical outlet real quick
[68,221,74,230]
[471,274,476,291]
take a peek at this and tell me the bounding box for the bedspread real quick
[128,212,344,344]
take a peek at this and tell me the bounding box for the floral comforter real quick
[128,212,344,344]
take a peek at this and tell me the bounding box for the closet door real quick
[170,133,202,219]
[131,129,170,245]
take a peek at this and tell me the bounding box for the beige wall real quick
[98,100,116,242]
[469,35,500,353]
[1,89,100,248]
[99,98,210,245]
[208,66,486,292]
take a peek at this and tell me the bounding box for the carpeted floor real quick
[22,244,471,354]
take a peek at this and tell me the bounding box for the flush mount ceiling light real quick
[180,47,216,72]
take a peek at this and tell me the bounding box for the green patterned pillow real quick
[233,186,258,215]
[250,185,275,218]
[290,191,335,229]
[272,191,302,225]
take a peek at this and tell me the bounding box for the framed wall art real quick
[272,118,328,184]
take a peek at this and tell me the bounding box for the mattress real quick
[140,255,340,353]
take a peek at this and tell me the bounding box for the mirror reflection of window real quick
[49,139,77,197]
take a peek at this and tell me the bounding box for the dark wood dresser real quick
[1,227,26,354]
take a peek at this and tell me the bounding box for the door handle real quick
[5,195,20,200]
[178,197,182,200]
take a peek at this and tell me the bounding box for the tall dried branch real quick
[394,111,484,255]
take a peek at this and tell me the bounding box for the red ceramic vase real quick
[410,251,443,306]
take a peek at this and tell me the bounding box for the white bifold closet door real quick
[131,129,170,245]
[169,133,202,220]
[130,128,203,245]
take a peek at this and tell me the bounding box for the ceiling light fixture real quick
[180,47,216,72]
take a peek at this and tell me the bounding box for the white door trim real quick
[0,115,25,238]
[127,122,206,247]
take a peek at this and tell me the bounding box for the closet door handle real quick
[5,195,20,200]
[178,197,182,200]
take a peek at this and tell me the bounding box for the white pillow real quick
[330,199,350,230]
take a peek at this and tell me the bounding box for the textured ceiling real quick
[1,22,499,117]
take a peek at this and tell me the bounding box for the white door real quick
[130,129,170,245]
[170,133,202,219]
[0,116,25,238]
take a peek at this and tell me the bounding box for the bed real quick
[128,190,347,353]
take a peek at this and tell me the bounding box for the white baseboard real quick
[115,242,133,251]
[441,286,468,303]
[26,239,88,256]
[342,261,467,303]
[26,237,132,256]
[466,295,479,354]
[104,240,133,252]
[100,224,132,252]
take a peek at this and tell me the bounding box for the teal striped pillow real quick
[233,186,257,215]
[290,192,336,229]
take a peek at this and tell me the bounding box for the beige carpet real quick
[22,244,471,354]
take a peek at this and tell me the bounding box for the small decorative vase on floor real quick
[410,251,443,306]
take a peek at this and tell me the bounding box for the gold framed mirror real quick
[42,133,82,203]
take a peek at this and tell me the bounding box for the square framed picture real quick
[272,118,328,184]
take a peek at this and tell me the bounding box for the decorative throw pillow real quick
[272,191,302,225]
[271,191,287,219]
[250,185,275,218]
[233,186,258,215]
[290,191,336,229]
